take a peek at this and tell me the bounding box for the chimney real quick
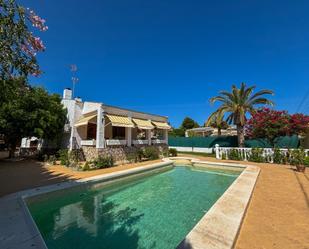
[63,88,72,100]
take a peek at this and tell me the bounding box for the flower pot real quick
[296,165,306,173]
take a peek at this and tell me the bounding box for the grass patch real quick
[178,151,216,158]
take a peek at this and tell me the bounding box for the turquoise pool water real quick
[28,165,240,249]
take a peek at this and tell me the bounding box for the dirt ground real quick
[0,156,309,249]
[0,159,161,197]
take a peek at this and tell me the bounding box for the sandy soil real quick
[1,156,308,248]
[0,159,161,197]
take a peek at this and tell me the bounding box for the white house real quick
[61,88,170,161]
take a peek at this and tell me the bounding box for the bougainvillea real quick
[0,0,48,78]
[245,107,309,143]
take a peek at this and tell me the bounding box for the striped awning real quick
[132,118,154,130]
[152,121,171,130]
[74,114,97,127]
[105,114,134,128]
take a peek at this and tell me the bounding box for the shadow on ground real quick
[0,159,74,197]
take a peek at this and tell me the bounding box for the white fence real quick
[214,144,309,163]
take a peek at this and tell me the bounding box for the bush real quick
[304,157,309,167]
[136,149,144,161]
[229,149,241,160]
[143,147,159,160]
[248,148,265,163]
[162,148,169,157]
[93,155,114,169]
[83,162,91,171]
[273,148,285,164]
[58,149,70,166]
[48,155,57,165]
[289,148,305,166]
[126,152,139,163]
[169,148,177,157]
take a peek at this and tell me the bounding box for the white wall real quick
[169,146,213,153]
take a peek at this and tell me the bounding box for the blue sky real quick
[23,0,309,127]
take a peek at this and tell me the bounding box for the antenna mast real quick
[70,64,79,98]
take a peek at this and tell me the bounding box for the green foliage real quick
[248,148,265,163]
[169,128,185,137]
[0,1,47,78]
[169,148,177,157]
[304,157,309,167]
[93,155,114,169]
[47,155,57,165]
[273,148,285,164]
[136,149,144,161]
[162,148,169,157]
[58,149,69,166]
[229,149,241,160]
[181,117,199,130]
[143,147,159,160]
[207,83,274,146]
[0,78,67,156]
[289,148,305,167]
[83,162,91,171]
[126,151,139,163]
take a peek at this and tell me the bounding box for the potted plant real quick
[290,148,306,172]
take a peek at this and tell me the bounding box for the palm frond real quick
[248,89,274,102]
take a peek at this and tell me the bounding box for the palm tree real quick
[205,111,228,136]
[206,83,274,147]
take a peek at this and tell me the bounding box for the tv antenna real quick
[70,64,79,98]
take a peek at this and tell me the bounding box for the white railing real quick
[80,139,96,146]
[214,144,309,163]
[106,139,127,146]
[133,139,149,145]
[152,139,167,144]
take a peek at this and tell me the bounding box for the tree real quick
[0,0,48,79]
[205,111,228,136]
[246,108,309,144]
[168,128,185,137]
[181,117,199,130]
[207,83,274,147]
[0,78,67,157]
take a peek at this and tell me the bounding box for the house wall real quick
[82,144,168,162]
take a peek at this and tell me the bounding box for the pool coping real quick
[0,158,260,249]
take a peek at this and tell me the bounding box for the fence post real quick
[215,144,220,159]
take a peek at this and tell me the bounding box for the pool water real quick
[28,165,240,249]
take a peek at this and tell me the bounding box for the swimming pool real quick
[27,165,241,249]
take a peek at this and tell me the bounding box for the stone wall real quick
[82,144,168,163]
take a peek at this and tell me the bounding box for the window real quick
[112,127,125,139]
[87,123,97,139]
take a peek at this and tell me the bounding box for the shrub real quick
[93,155,114,169]
[143,147,159,160]
[289,148,305,166]
[58,149,70,166]
[229,149,241,160]
[48,155,57,165]
[273,148,284,164]
[169,148,177,157]
[162,148,169,157]
[83,162,91,171]
[136,149,144,161]
[126,152,139,163]
[304,157,309,167]
[248,148,265,163]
